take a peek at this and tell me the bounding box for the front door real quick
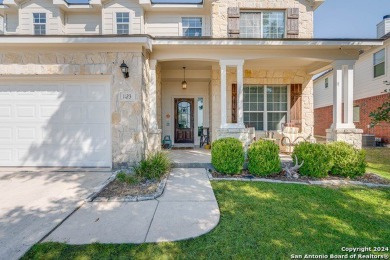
[174,98,194,143]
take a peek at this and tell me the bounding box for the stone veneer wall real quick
[210,66,314,144]
[0,51,146,168]
[326,128,363,149]
[211,0,314,38]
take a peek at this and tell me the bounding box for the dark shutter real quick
[290,84,302,131]
[228,7,240,38]
[286,8,299,38]
[232,84,237,123]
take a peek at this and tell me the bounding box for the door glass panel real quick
[177,101,191,129]
[197,98,203,136]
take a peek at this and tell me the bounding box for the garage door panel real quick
[0,105,12,118]
[0,80,111,167]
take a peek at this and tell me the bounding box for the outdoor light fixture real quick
[120,60,129,78]
[182,67,187,89]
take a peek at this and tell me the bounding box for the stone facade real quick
[211,0,314,38]
[0,50,148,168]
[210,65,314,143]
[326,128,363,149]
[216,127,256,151]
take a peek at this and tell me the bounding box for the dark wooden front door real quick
[174,98,194,143]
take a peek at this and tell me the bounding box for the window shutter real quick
[290,84,302,131]
[227,7,240,38]
[286,8,299,38]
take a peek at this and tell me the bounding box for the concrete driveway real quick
[0,168,112,260]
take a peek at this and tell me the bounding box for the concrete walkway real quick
[45,168,220,244]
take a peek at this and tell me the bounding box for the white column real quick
[236,60,245,128]
[331,60,356,130]
[149,59,158,130]
[332,66,343,129]
[344,65,355,128]
[220,62,227,128]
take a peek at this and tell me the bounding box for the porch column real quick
[344,64,355,128]
[146,59,162,154]
[236,60,245,127]
[149,59,158,130]
[326,60,362,149]
[332,63,343,129]
[220,62,227,128]
[219,59,245,128]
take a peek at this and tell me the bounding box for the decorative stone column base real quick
[216,127,256,150]
[326,128,363,149]
[146,129,162,155]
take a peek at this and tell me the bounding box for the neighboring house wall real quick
[211,0,314,38]
[19,0,62,34]
[102,0,143,35]
[66,13,101,34]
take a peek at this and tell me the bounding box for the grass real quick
[365,147,390,180]
[23,182,390,260]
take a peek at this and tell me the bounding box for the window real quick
[243,85,288,131]
[116,12,130,35]
[374,49,385,78]
[33,13,46,35]
[353,106,360,122]
[325,78,329,88]
[197,97,204,136]
[182,17,202,37]
[240,11,285,38]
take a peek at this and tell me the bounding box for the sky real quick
[314,0,390,38]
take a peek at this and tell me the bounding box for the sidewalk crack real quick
[144,199,159,243]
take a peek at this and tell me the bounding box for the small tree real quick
[370,91,390,126]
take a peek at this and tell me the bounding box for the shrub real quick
[211,137,244,174]
[327,142,366,178]
[116,171,139,184]
[247,140,281,176]
[133,151,172,180]
[292,142,332,178]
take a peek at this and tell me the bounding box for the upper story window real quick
[33,13,46,35]
[325,78,329,88]
[116,12,130,35]
[240,11,285,38]
[182,17,202,37]
[374,49,385,78]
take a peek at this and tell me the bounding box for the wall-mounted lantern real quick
[120,60,129,78]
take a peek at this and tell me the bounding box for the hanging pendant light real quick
[182,67,187,89]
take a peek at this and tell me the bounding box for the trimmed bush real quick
[133,151,172,180]
[248,140,281,176]
[292,142,332,178]
[328,142,366,178]
[211,137,244,174]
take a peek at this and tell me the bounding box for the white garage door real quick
[0,79,111,167]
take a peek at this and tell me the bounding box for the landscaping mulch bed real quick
[97,178,160,198]
[210,170,390,185]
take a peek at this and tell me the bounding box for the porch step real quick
[172,162,213,169]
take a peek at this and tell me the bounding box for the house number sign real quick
[119,92,136,102]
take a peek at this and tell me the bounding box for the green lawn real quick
[365,148,390,180]
[23,182,390,260]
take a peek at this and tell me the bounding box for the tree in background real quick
[370,90,390,126]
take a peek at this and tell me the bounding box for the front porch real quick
[144,39,382,155]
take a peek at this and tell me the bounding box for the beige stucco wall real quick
[211,0,314,38]
[210,66,314,143]
[0,50,146,168]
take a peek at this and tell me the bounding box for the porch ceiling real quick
[151,38,383,68]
